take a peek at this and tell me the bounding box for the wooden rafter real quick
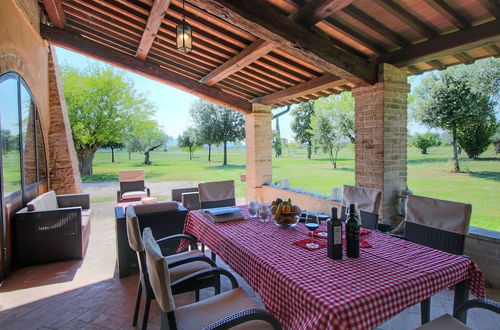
[42,0,66,28]
[454,53,474,64]
[424,0,470,29]
[478,0,500,18]
[343,5,411,47]
[200,39,274,86]
[375,0,438,39]
[484,44,500,57]
[251,74,345,105]
[322,18,386,53]
[427,60,445,70]
[380,19,500,66]
[189,0,377,86]
[40,25,252,114]
[136,0,171,60]
[289,0,355,27]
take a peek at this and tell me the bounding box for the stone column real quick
[352,64,410,223]
[245,103,273,202]
[47,46,82,194]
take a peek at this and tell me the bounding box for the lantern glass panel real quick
[176,22,192,53]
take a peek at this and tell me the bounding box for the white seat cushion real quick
[165,250,204,265]
[415,314,471,330]
[175,287,274,330]
[27,191,58,211]
[81,209,92,218]
[121,190,147,199]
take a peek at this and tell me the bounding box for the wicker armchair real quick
[143,227,281,330]
[171,187,201,210]
[117,170,150,203]
[15,191,91,266]
[198,180,236,209]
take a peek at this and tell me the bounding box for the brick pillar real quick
[245,104,272,202]
[47,46,82,194]
[352,64,410,223]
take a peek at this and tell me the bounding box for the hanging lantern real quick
[176,0,192,53]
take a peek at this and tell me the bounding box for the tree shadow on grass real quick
[467,171,500,183]
[205,164,246,170]
[407,157,452,165]
[82,173,117,183]
[334,167,354,172]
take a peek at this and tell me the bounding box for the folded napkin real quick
[294,239,326,251]
[313,230,328,239]
[341,238,372,248]
[360,228,372,235]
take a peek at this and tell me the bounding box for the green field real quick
[86,145,500,231]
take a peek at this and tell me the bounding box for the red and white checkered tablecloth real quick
[182,207,485,330]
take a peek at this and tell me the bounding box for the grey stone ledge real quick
[468,226,500,243]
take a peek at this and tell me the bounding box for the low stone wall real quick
[465,227,500,289]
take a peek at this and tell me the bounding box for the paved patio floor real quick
[0,201,498,329]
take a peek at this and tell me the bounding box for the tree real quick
[189,100,219,162]
[127,120,168,165]
[458,116,497,159]
[213,106,245,166]
[178,129,200,160]
[411,132,440,154]
[413,72,491,172]
[101,141,123,163]
[61,63,155,175]
[272,130,282,157]
[310,106,348,169]
[314,92,355,143]
[492,126,500,155]
[291,101,315,159]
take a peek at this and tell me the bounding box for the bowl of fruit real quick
[271,198,301,227]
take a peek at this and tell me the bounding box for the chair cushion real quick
[134,201,178,215]
[27,191,58,211]
[415,314,471,330]
[81,209,92,218]
[175,287,273,330]
[169,259,213,283]
[165,250,204,265]
[121,190,148,199]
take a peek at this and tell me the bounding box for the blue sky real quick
[54,46,424,141]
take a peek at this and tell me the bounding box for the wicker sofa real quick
[15,190,92,266]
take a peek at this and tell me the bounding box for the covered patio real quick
[1,0,500,329]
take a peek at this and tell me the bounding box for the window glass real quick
[0,77,21,196]
[21,83,37,186]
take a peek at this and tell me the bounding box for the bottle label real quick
[334,226,341,244]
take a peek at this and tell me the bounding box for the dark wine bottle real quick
[327,207,342,260]
[346,203,360,258]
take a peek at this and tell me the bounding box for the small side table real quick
[115,205,138,278]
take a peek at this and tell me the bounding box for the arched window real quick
[0,71,47,197]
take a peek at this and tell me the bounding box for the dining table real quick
[180,206,485,329]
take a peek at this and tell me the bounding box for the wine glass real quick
[306,213,320,237]
[258,204,271,223]
[248,201,258,218]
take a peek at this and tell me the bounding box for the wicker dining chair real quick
[126,206,219,330]
[142,227,282,330]
[342,185,382,215]
[398,195,472,325]
[198,180,236,209]
[415,299,500,329]
[117,169,150,202]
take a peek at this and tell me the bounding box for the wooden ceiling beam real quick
[42,0,66,28]
[322,18,386,53]
[40,25,252,114]
[200,39,275,86]
[375,0,438,39]
[189,0,377,86]
[343,5,411,47]
[289,0,355,27]
[250,74,345,105]
[136,0,172,60]
[380,19,500,67]
[424,0,470,29]
[454,53,474,64]
[484,44,500,57]
[427,60,445,70]
[478,0,500,18]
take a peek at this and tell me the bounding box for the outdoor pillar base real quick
[352,64,410,224]
[245,104,272,203]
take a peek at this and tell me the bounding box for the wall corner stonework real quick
[47,47,82,194]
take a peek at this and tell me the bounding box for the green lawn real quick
[87,145,499,231]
